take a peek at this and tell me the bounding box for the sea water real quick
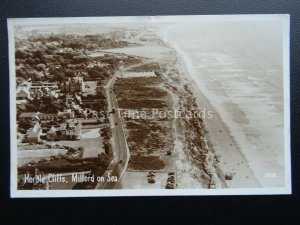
[161,21,285,187]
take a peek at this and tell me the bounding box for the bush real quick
[128,155,165,170]
[18,154,111,174]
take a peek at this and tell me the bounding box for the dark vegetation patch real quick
[18,153,111,175]
[119,99,168,109]
[128,155,165,170]
[115,77,169,108]
[114,75,173,171]
[127,63,161,72]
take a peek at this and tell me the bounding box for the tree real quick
[78,147,84,152]
[18,120,32,131]
[15,49,27,59]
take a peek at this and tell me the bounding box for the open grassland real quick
[115,76,174,171]
[115,77,170,109]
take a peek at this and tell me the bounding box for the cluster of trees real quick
[18,153,111,174]
[24,96,65,113]
[101,126,112,155]
[18,120,32,133]
[15,33,123,83]
[18,153,112,190]
[80,89,107,112]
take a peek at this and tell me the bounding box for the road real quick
[95,71,129,189]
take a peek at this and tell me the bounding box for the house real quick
[41,120,60,133]
[19,110,82,141]
[19,112,61,123]
[30,88,44,99]
[39,113,59,121]
[49,89,59,99]
[19,110,75,123]
[57,109,74,121]
[30,81,58,90]
[74,93,82,104]
[87,61,109,68]
[46,126,59,140]
[61,75,85,93]
[19,112,41,123]
[16,87,31,100]
[71,102,81,112]
[65,118,81,140]
[57,48,73,54]
[46,118,81,141]
[30,84,59,100]
[26,122,42,143]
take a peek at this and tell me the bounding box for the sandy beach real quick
[177,59,261,188]
[160,21,285,188]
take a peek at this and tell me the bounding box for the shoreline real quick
[161,38,261,188]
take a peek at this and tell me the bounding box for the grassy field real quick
[127,63,161,73]
[128,155,165,170]
[115,75,174,171]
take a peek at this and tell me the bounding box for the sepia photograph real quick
[8,15,291,197]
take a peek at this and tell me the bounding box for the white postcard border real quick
[8,14,291,197]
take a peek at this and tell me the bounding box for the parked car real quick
[225,172,233,180]
[147,171,156,178]
[166,183,174,189]
[148,177,156,183]
[147,171,156,183]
